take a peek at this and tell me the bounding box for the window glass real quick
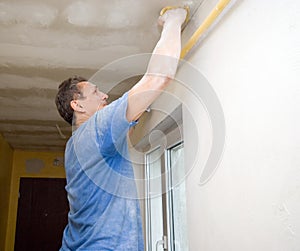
[169,143,189,251]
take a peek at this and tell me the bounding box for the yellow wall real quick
[5,150,65,251]
[0,135,13,251]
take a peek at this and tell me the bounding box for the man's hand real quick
[158,7,188,27]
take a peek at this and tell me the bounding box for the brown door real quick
[14,178,69,251]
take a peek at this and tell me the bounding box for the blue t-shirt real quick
[60,92,144,251]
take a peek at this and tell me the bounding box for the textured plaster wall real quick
[181,0,300,250]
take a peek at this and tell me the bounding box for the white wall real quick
[181,0,300,250]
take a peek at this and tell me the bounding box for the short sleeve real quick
[95,92,137,156]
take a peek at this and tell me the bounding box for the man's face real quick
[77,81,108,115]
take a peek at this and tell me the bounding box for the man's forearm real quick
[146,18,183,79]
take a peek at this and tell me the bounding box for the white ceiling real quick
[0,0,203,152]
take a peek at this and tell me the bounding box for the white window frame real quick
[144,122,187,251]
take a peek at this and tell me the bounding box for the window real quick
[145,125,188,251]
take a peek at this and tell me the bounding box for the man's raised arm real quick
[127,7,187,122]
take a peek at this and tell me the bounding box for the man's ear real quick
[70,100,85,112]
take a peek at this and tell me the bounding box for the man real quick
[55,7,187,251]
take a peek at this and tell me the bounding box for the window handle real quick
[156,235,168,251]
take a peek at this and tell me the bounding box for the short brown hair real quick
[55,76,87,125]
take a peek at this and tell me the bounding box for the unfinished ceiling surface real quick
[0,0,202,152]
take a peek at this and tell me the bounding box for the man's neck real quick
[73,114,89,129]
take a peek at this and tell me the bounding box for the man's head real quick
[55,76,108,125]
